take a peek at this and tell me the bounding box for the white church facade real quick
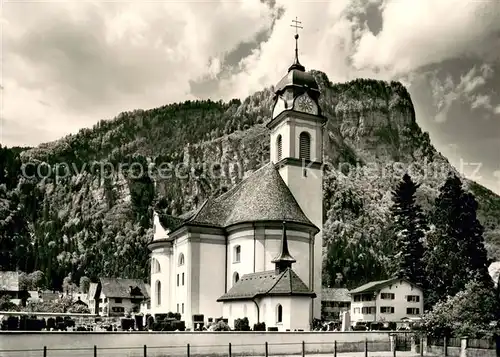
[148,31,326,331]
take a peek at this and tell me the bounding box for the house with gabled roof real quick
[89,278,150,317]
[349,277,423,327]
[0,271,27,305]
[148,30,326,330]
[321,288,351,321]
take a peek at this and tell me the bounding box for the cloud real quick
[2,0,276,145]
[493,170,500,195]
[1,0,499,195]
[351,0,500,75]
[471,95,493,111]
[3,0,500,146]
[428,64,498,122]
[1,1,499,196]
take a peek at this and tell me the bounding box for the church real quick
[148,28,326,331]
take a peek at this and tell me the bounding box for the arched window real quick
[233,272,240,285]
[151,258,161,274]
[234,245,241,263]
[276,304,283,323]
[156,280,161,306]
[178,253,185,266]
[299,132,311,161]
[276,135,283,161]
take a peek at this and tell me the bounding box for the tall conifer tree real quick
[389,173,428,287]
[425,174,492,308]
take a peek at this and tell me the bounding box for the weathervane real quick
[289,17,305,71]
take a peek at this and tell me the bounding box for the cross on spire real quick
[289,17,305,72]
[291,16,303,34]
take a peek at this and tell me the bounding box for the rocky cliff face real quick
[4,71,500,288]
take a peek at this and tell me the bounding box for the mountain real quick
[1,71,499,290]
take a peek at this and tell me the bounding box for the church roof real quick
[275,69,319,94]
[217,268,315,302]
[159,163,318,233]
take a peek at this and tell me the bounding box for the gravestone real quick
[341,310,351,331]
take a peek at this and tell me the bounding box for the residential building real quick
[39,290,62,303]
[0,271,27,306]
[349,278,423,326]
[27,290,42,303]
[88,283,99,315]
[321,288,351,320]
[88,278,150,317]
[148,29,326,330]
[139,284,152,316]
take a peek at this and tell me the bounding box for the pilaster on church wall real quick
[150,244,172,315]
[227,227,256,289]
[172,235,189,318]
[196,234,225,321]
[254,227,266,272]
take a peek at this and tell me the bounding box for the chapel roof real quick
[217,268,315,302]
[157,163,319,234]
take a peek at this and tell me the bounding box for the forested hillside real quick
[1,71,500,290]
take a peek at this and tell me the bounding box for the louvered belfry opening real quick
[277,135,283,161]
[299,132,311,161]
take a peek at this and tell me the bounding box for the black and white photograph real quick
[1,0,500,356]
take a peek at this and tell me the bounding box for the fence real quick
[0,337,409,357]
[424,335,499,357]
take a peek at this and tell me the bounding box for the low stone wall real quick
[466,348,497,357]
[424,337,498,357]
[0,331,402,357]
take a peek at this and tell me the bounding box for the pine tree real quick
[389,173,428,288]
[424,174,492,308]
[459,192,491,285]
[496,274,500,321]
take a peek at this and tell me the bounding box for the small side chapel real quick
[148,19,327,331]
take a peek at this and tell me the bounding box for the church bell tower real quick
[267,17,326,320]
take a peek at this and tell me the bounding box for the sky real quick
[1,0,499,194]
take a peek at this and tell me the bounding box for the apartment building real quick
[349,278,423,326]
